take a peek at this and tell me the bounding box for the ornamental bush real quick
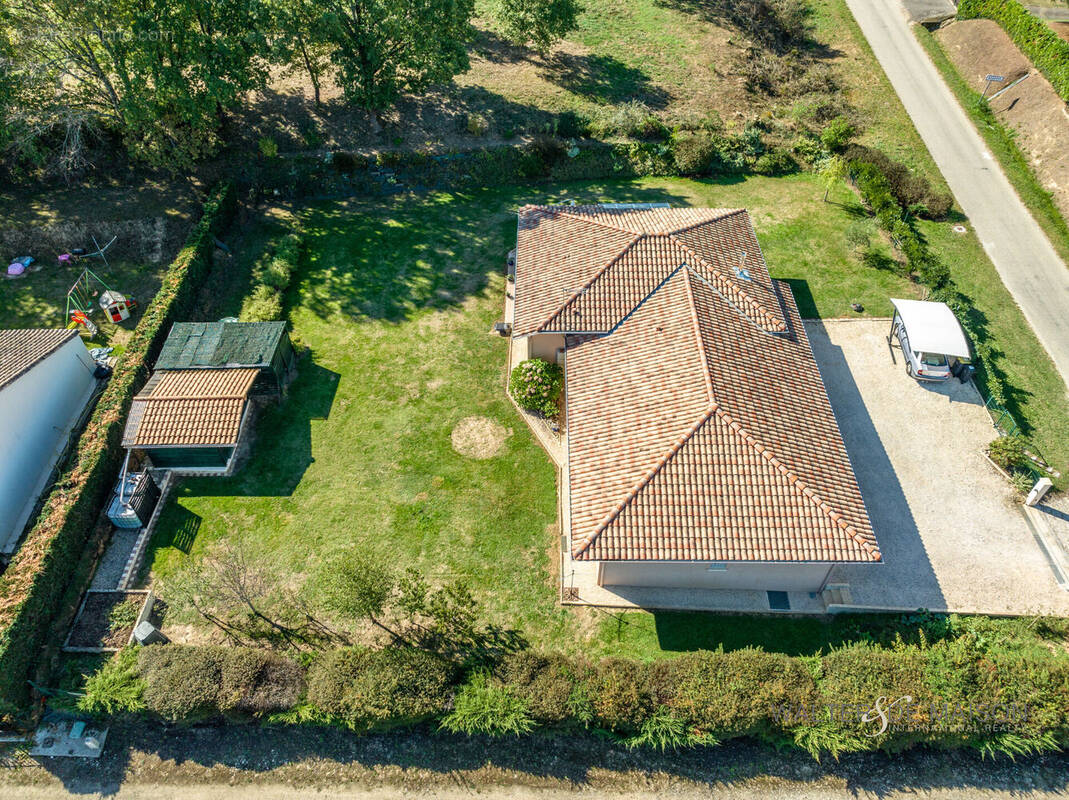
[138,645,303,722]
[306,647,456,731]
[988,434,1028,470]
[509,358,563,417]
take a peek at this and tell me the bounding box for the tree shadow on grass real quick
[296,181,698,324]
[540,53,672,108]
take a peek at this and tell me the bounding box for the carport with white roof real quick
[889,298,971,362]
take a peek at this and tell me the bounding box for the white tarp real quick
[890,298,971,358]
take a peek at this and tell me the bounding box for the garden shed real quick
[0,329,99,554]
[155,321,295,394]
[122,368,258,473]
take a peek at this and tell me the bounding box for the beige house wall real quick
[598,561,835,592]
[519,334,566,364]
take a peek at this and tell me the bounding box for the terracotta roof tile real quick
[514,205,787,335]
[516,205,879,564]
[123,368,258,447]
[0,329,80,391]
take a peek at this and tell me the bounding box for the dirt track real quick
[1,724,1067,799]
[935,19,1069,223]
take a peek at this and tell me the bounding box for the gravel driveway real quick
[807,319,1069,615]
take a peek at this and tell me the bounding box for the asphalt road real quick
[845,0,1069,391]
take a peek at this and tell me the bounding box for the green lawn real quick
[0,257,166,356]
[145,174,921,657]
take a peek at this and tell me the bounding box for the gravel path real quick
[2,724,1067,798]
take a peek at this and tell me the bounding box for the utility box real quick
[1026,477,1054,507]
[107,471,160,529]
[133,621,168,646]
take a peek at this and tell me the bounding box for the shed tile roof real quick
[0,329,80,391]
[123,368,257,447]
[155,321,286,370]
[516,205,878,564]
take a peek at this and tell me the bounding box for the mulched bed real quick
[65,591,151,650]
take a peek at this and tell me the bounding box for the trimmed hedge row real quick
[958,0,1069,102]
[848,156,1015,406]
[240,232,303,323]
[91,640,1069,758]
[0,182,237,721]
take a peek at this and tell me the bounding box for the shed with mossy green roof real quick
[155,321,295,394]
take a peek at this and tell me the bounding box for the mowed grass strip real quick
[146,175,920,656]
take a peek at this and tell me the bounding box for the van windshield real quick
[920,352,947,367]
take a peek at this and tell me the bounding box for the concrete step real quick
[821,583,853,608]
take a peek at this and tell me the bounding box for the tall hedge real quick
[0,183,237,721]
[957,0,1069,102]
[112,640,1069,758]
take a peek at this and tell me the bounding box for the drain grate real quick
[767,590,790,611]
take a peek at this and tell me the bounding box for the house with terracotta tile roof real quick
[510,204,880,595]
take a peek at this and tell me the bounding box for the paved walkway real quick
[845,0,1069,393]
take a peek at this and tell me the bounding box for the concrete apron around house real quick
[557,319,1069,617]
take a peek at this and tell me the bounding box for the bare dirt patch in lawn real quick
[451,416,511,459]
[935,19,1069,221]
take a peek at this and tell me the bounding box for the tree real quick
[273,0,333,106]
[5,0,272,170]
[168,542,338,650]
[318,551,410,643]
[321,0,475,116]
[488,0,581,51]
[820,155,848,202]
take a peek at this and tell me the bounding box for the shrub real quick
[527,134,567,174]
[241,284,283,323]
[258,137,279,158]
[588,100,664,139]
[554,110,588,139]
[78,649,146,715]
[590,658,652,733]
[306,647,456,730]
[663,649,819,741]
[671,132,719,175]
[627,707,713,751]
[138,645,302,722]
[218,649,305,717]
[139,646,228,721]
[508,358,563,417]
[988,435,1028,470]
[465,113,490,137]
[820,115,855,152]
[495,651,586,725]
[752,150,797,176]
[441,671,534,736]
[844,144,952,220]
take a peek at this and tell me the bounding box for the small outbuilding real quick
[122,368,258,473]
[889,298,972,382]
[0,329,99,554]
[154,321,295,394]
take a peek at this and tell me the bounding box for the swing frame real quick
[65,266,115,319]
